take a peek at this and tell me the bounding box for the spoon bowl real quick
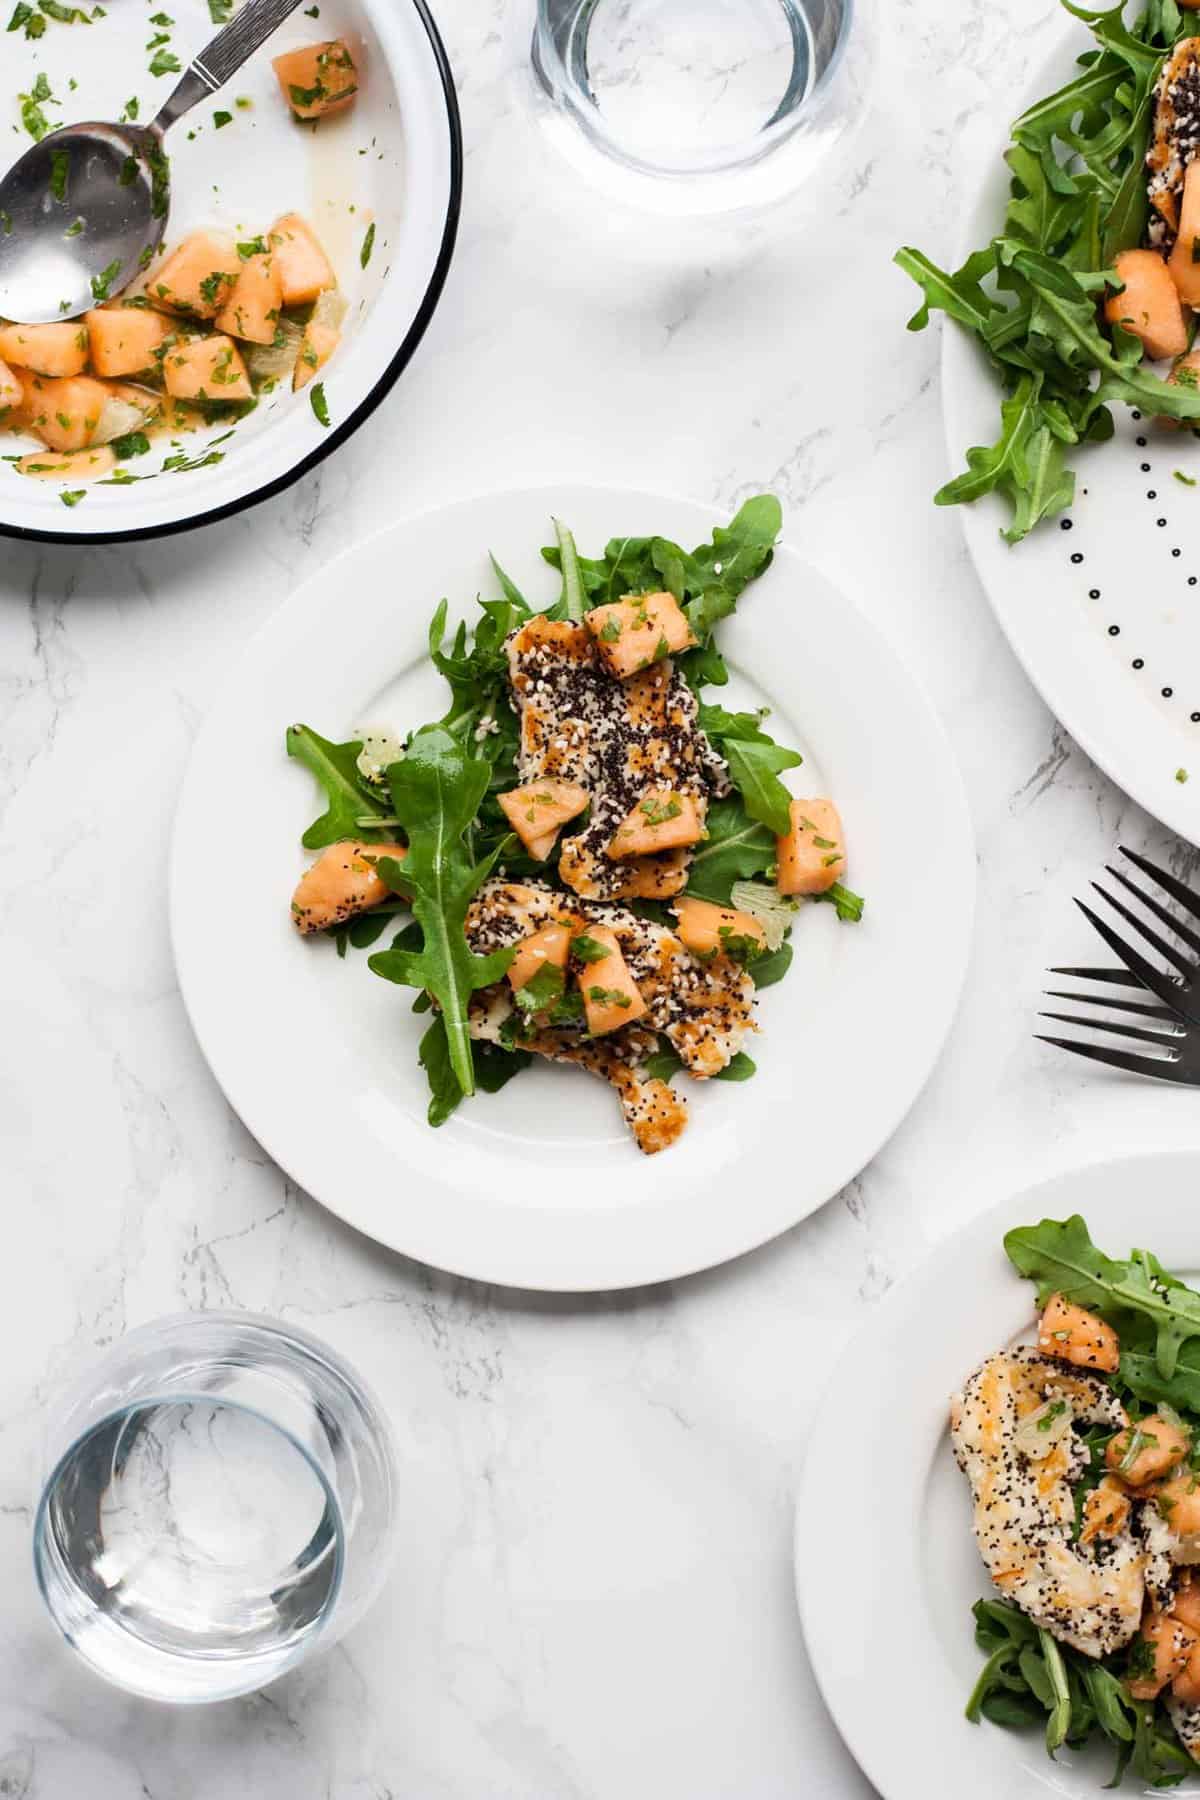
[0,124,168,325]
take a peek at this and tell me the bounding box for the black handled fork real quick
[1038,847,1200,1082]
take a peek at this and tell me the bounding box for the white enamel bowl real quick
[0,0,460,544]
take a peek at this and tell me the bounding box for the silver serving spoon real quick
[0,0,307,325]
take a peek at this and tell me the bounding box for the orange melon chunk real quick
[215,251,284,346]
[21,374,112,451]
[585,590,696,680]
[291,840,407,934]
[273,40,359,119]
[507,923,571,995]
[775,799,846,897]
[1106,249,1189,361]
[85,305,171,376]
[1037,1292,1120,1374]
[148,232,239,320]
[0,320,89,377]
[498,779,589,860]
[293,320,339,391]
[671,896,766,959]
[608,790,703,859]
[1127,1612,1197,1701]
[16,444,116,480]
[1170,160,1200,306]
[162,335,253,404]
[576,925,647,1036]
[269,214,336,305]
[0,357,22,419]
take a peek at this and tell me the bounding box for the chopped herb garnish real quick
[640,795,683,826]
[587,986,632,1010]
[237,236,266,260]
[65,216,83,237]
[111,430,151,460]
[48,147,69,201]
[213,109,232,129]
[148,45,181,75]
[90,258,122,301]
[309,381,330,427]
[59,488,85,507]
[1178,768,1190,785]
[571,934,610,965]
[1175,470,1197,487]
[360,221,375,268]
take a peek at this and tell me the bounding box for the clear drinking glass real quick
[527,0,870,215]
[33,1312,398,1704]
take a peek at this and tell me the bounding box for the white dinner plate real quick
[943,29,1200,846]
[170,484,975,1291]
[0,0,459,545]
[797,1152,1200,1799]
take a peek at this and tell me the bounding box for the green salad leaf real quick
[286,724,391,848]
[895,0,1200,541]
[1005,1214,1200,1383]
[366,728,515,1102]
[683,796,776,903]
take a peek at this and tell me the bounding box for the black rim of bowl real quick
[0,0,464,548]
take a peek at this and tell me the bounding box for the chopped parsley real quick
[587,986,632,1010]
[1175,470,1197,487]
[90,258,122,301]
[65,216,83,236]
[48,147,69,201]
[640,795,682,826]
[213,109,232,129]
[148,45,181,76]
[121,96,139,122]
[513,963,565,1015]
[360,221,376,268]
[207,0,231,18]
[598,617,621,643]
[1178,768,1190,785]
[309,381,330,427]
[19,72,57,141]
[59,488,85,506]
[237,236,266,260]
[111,430,151,460]
[571,934,610,965]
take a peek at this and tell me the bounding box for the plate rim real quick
[0,0,463,550]
[795,1150,1200,1799]
[940,20,1200,847]
[169,479,977,1290]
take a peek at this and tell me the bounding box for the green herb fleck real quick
[310,381,330,428]
[360,221,375,268]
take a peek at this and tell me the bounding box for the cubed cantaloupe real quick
[162,335,253,404]
[576,925,647,1036]
[1161,346,1200,429]
[215,251,284,345]
[498,779,589,860]
[585,590,696,680]
[16,444,116,481]
[272,40,359,120]
[268,213,336,305]
[608,790,704,859]
[671,896,766,959]
[1170,161,1200,306]
[0,357,22,419]
[85,304,171,376]
[293,319,339,390]
[776,798,846,897]
[507,923,571,995]
[148,232,239,319]
[0,320,89,377]
[21,374,112,451]
[1106,249,1189,361]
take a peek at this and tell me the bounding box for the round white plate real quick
[797,1152,1200,1799]
[170,484,975,1291]
[0,0,459,545]
[944,30,1200,846]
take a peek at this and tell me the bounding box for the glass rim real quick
[532,0,858,182]
[33,1386,348,1700]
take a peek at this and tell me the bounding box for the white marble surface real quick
[6,1,1200,1794]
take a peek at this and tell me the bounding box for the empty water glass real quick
[33,1312,398,1703]
[527,0,869,214]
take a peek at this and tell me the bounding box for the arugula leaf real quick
[721,736,803,836]
[1005,1214,1200,1382]
[895,0,1200,541]
[749,940,793,990]
[286,724,391,848]
[366,728,514,1098]
[643,1045,757,1083]
[684,796,775,903]
[817,881,865,924]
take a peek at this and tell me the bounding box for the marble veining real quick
[6,0,1200,1793]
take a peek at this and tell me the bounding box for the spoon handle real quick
[152,0,309,134]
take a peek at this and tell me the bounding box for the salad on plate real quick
[898,0,1200,542]
[285,497,862,1153]
[955,1214,1200,1786]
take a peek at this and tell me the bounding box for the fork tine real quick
[1042,988,1180,1021]
[1073,899,1191,1015]
[1038,1010,1185,1049]
[1105,864,1200,960]
[1091,881,1193,976]
[1120,846,1200,926]
[1047,965,1146,987]
[1036,1035,1199,1083]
